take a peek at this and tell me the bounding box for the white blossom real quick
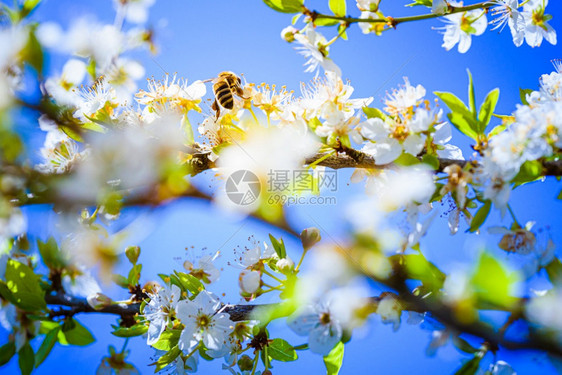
[437,2,487,53]
[356,0,380,12]
[145,284,181,345]
[432,0,449,15]
[114,0,156,24]
[288,301,343,355]
[43,59,87,106]
[238,270,261,294]
[490,0,525,46]
[176,291,233,352]
[294,26,341,77]
[521,0,556,47]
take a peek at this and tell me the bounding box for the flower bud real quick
[125,246,140,264]
[239,270,261,294]
[300,227,321,251]
[280,25,298,43]
[376,293,402,331]
[238,355,254,371]
[276,257,294,274]
[87,293,113,310]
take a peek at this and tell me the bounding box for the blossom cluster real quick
[478,61,562,214]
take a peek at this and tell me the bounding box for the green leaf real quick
[113,274,130,289]
[363,107,385,120]
[421,154,439,170]
[0,341,16,366]
[454,353,483,375]
[174,271,204,295]
[467,70,476,116]
[398,254,446,291]
[452,337,478,354]
[544,258,562,284]
[60,125,84,142]
[268,338,297,362]
[430,183,445,203]
[468,200,491,233]
[512,160,543,186]
[337,23,348,40]
[151,345,181,372]
[487,124,506,137]
[0,280,18,306]
[269,234,287,259]
[158,273,181,290]
[111,323,148,338]
[22,28,43,74]
[519,88,533,105]
[472,253,519,308]
[127,264,142,286]
[181,113,194,145]
[323,341,344,375]
[81,121,107,133]
[151,330,181,351]
[314,18,340,26]
[394,153,420,166]
[477,88,500,133]
[39,321,59,334]
[5,259,46,311]
[329,0,346,17]
[262,0,303,13]
[406,0,432,6]
[59,319,95,346]
[435,91,479,139]
[22,0,42,17]
[37,237,65,270]
[18,342,34,375]
[35,327,59,367]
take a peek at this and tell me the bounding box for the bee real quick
[204,71,247,120]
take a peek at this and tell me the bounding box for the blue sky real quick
[2,0,562,374]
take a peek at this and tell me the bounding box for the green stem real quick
[295,250,306,272]
[325,24,348,46]
[250,353,259,375]
[313,1,493,25]
[507,204,521,227]
[121,337,130,353]
[263,268,284,283]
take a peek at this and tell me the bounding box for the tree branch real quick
[311,1,493,26]
[186,147,562,176]
[45,285,562,358]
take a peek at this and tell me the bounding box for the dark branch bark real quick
[187,148,560,176]
[44,287,562,358]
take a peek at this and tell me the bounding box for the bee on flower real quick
[135,74,206,114]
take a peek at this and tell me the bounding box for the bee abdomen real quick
[213,83,234,109]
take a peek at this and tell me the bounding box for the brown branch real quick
[389,279,562,357]
[188,147,560,176]
[44,285,562,358]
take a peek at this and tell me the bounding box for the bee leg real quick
[211,100,221,120]
[235,86,250,100]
